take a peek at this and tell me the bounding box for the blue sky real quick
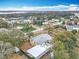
[0,0,79,11]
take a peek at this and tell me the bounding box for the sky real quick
[0,0,79,11]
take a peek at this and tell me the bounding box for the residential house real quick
[26,45,52,59]
[30,34,52,45]
[20,34,53,59]
[0,28,8,32]
[66,25,79,31]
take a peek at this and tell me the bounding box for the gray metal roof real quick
[66,25,79,31]
[31,34,52,45]
[0,28,8,32]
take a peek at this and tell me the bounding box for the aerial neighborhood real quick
[0,11,79,59]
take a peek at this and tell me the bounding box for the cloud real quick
[67,4,79,11]
[0,4,79,11]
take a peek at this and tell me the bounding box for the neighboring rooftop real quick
[0,28,8,32]
[66,25,79,31]
[31,34,52,45]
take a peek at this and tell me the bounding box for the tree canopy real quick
[0,29,28,47]
[0,19,10,28]
[53,31,77,59]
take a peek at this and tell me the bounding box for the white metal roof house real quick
[31,34,52,45]
[66,25,79,31]
[21,34,53,59]
[26,45,51,59]
[0,28,8,32]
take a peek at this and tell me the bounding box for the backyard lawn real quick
[21,26,36,32]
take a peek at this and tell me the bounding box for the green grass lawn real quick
[21,26,36,32]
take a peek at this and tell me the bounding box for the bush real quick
[71,30,77,34]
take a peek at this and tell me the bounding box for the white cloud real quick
[68,7,78,11]
[0,4,79,11]
[67,4,79,11]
